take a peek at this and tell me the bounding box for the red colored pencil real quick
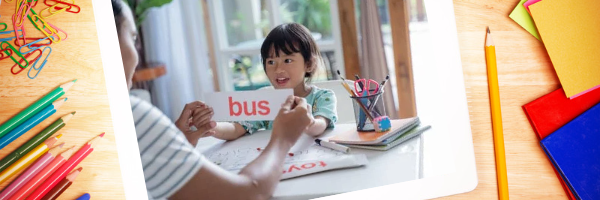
[25,133,104,200]
[9,146,75,200]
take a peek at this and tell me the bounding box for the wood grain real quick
[438,0,567,199]
[336,0,361,79]
[388,0,417,118]
[0,1,126,200]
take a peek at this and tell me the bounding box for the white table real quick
[196,123,423,199]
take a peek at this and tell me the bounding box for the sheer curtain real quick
[140,0,214,120]
[359,0,399,119]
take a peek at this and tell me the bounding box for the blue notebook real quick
[540,102,600,200]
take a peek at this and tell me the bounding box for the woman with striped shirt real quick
[112,1,315,199]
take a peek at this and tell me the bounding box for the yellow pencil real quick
[0,134,62,185]
[485,27,508,200]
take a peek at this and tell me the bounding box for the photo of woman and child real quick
[112,0,337,199]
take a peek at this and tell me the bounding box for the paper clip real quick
[47,22,67,41]
[28,46,51,79]
[29,10,62,43]
[40,0,70,19]
[14,36,53,47]
[0,30,24,42]
[11,49,41,75]
[1,41,29,69]
[27,0,40,7]
[45,0,80,13]
[0,48,12,61]
[19,37,51,54]
[14,2,32,27]
[12,15,28,46]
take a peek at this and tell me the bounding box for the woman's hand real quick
[270,96,315,148]
[175,101,217,146]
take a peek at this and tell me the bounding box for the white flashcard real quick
[204,89,293,121]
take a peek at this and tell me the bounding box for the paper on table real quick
[204,89,293,121]
[529,0,600,98]
[509,0,541,40]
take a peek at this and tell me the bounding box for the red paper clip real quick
[11,48,41,75]
[13,37,53,47]
[44,0,80,13]
[0,48,12,61]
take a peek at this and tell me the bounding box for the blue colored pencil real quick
[0,98,67,150]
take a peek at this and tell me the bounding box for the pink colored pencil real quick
[9,146,76,200]
[26,133,104,200]
[0,143,64,199]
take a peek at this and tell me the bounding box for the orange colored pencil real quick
[9,146,76,200]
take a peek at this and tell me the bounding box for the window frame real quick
[207,0,345,91]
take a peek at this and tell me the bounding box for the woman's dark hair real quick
[112,0,124,31]
[260,23,322,82]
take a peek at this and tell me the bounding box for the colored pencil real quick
[0,144,64,199]
[0,135,61,185]
[40,167,82,200]
[76,193,90,200]
[9,146,75,200]
[0,98,68,150]
[26,133,104,200]
[485,27,509,200]
[0,112,74,172]
[336,70,374,120]
[0,80,75,138]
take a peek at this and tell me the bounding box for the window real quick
[207,0,344,91]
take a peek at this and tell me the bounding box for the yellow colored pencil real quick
[485,27,508,200]
[0,134,62,185]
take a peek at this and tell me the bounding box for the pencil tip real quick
[56,134,63,139]
[99,132,105,137]
[336,70,341,75]
[73,79,77,82]
[71,111,76,115]
[58,142,65,148]
[487,26,490,34]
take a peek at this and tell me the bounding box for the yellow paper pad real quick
[509,0,541,40]
[530,0,600,98]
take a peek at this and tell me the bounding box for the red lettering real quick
[243,101,257,116]
[258,101,270,115]
[287,164,301,173]
[318,161,326,167]
[301,163,316,169]
[229,97,242,116]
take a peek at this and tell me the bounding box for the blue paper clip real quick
[28,46,51,79]
[19,36,53,54]
[0,30,24,42]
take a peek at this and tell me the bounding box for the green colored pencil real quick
[0,112,74,172]
[0,80,76,139]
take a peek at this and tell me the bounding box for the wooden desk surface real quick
[441,0,567,199]
[0,1,126,199]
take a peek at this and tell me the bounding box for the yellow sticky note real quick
[509,0,541,40]
[530,0,600,98]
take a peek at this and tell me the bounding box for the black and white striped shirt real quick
[130,95,204,200]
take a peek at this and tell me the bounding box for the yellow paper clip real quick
[40,0,74,19]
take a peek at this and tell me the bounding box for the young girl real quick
[211,23,338,140]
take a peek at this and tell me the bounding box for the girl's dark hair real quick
[112,0,124,31]
[261,23,322,82]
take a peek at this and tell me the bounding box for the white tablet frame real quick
[317,0,478,199]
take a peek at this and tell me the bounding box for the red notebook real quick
[522,87,600,200]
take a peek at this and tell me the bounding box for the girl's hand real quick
[175,101,217,146]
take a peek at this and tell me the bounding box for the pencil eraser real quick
[374,116,391,132]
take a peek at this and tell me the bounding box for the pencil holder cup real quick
[350,90,387,132]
